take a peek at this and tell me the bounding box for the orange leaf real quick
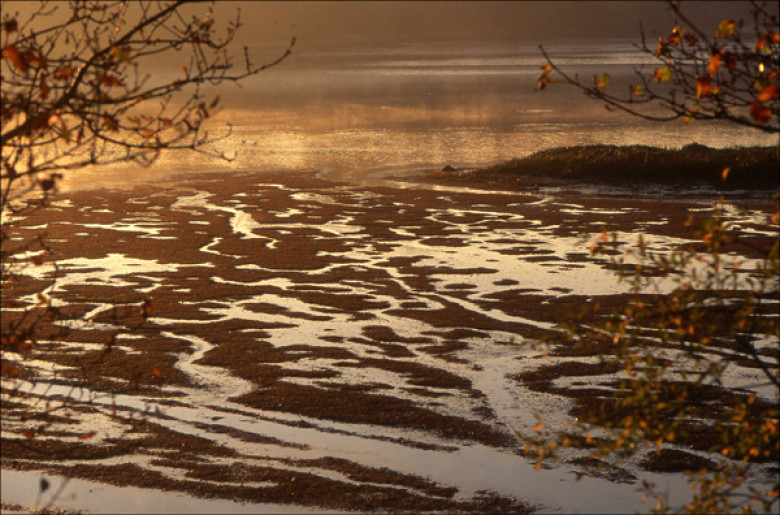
[79,431,97,440]
[152,367,163,379]
[140,129,155,139]
[750,102,771,124]
[98,72,123,88]
[667,26,684,45]
[53,65,74,80]
[2,43,28,73]
[757,83,778,102]
[721,167,731,181]
[541,63,551,73]
[696,74,713,98]
[708,54,721,75]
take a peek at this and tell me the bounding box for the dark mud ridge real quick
[432,143,779,190]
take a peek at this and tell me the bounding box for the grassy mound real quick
[441,144,779,189]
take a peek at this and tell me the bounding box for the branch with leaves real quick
[536,0,779,133]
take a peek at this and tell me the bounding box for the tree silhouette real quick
[1,0,293,446]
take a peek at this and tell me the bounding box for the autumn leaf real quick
[536,73,550,91]
[696,74,713,98]
[667,26,684,45]
[79,431,97,440]
[102,115,118,131]
[98,72,123,88]
[141,298,153,317]
[721,167,731,182]
[757,83,778,102]
[653,40,670,57]
[2,43,28,73]
[653,66,672,82]
[749,102,771,124]
[110,45,131,63]
[140,129,155,139]
[152,367,163,380]
[716,19,736,38]
[598,73,611,90]
[755,37,771,55]
[31,253,45,266]
[708,54,721,75]
[683,32,698,46]
[53,65,74,80]
[630,85,643,96]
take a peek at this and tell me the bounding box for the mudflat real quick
[2,167,777,513]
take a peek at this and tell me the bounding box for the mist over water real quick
[65,40,776,190]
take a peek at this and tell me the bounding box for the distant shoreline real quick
[429,143,779,190]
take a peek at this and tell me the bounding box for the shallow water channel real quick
[2,169,777,513]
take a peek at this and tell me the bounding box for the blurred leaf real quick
[667,26,684,45]
[749,102,771,124]
[102,115,118,131]
[708,54,721,75]
[683,32,698,47]
[140,129,155,139]
[721,167,731,181]
[653,66,672,82]
[696,74,713,98]
[716,19,736,38]
[151,367,163,380]
[79,431,97,440]
[98,72,123,88]
[31,253,45,266]
[630,85,643,96]
[110,45,131,63]
[40,477,50,492]
[141,298,153,317]
[598,73,611,90]
[2,43,28,73]
[757,83,778,102]
[53,65,74,80]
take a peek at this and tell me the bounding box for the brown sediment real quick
[3,167,777,513]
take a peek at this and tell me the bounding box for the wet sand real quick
[2,169,777,513]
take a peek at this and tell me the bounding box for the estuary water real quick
[61,39,777,191]
[5,38,777,514]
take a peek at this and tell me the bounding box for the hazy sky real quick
[221,1,767,52]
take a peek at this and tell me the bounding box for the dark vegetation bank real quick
[435,144,779,189]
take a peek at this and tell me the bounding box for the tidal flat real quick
[2,163,778,513]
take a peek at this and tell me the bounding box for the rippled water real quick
[60,41,777,192]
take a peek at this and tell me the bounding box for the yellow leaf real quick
[721,167,731,181]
